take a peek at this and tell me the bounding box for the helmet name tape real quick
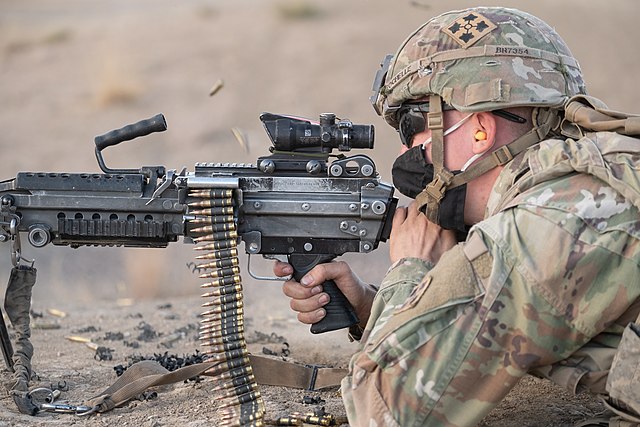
[441,12,497,49]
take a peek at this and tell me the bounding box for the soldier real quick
[275,7,640,427]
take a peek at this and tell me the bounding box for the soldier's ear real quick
[472,112,496,154]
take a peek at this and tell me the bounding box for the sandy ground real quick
[0,0,639,425]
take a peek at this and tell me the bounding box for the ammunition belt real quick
[189,188,265,427]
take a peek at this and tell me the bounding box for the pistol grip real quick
[288,254,359,334]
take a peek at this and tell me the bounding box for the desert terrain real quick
[0,0,639,426]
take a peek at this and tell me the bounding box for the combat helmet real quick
[370,7,587,223]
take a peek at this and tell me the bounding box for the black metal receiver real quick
[0,112,396,335]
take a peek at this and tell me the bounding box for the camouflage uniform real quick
[341,131,640,427]
[343,7,640,427]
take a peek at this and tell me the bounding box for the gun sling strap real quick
[83,355,347,413]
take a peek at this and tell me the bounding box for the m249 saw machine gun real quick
[0,112,396,421]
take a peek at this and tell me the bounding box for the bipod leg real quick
[5,265,38,415]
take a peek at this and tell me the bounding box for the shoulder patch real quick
[441,12,497,49]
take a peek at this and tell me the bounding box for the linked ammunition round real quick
[200,315,243,329]
[218,390,261,409]
[189,214,235,225]
[207,347,248,363]
[188,189,233,199]
[191,222,236,235]
[203,328,244,339]
[201,299,243,312]
[199,331,245,343]
[197,257,240,271]
[211,373,255,391]
[199,267,241,280]
[201,274,242,288]
[213,365,254,382]
[219,382,257,399]
[194,240,236,251]
[201,341,247,355]
[203,355,250,376]
[199,313,243,325]
[195,247,238,260]
[200,309,243,324]
[190,206,235,216]
[201,293,242,307]
[200,340,245,354]
[199,319,244,332]
[219,407,263,422]
[187,197,234,208]
[193,230,238,243]
[200,283,242,298]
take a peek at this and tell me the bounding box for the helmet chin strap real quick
[461,152,483,172]
[420,94,448,223]
[419,113,473,149]
[415,95,561,222]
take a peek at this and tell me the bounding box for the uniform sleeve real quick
[341,204,640,427]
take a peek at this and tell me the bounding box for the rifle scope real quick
[260,112,374,153]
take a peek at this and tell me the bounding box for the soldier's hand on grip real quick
[274,261,375,328]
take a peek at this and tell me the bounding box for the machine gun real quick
[0,112,396,379]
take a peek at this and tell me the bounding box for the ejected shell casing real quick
[193,230,238,243]
[201,292,242,307]
[297,415,331,426]
[218,390,262,408]
[195,247,238,260]
[201,274,242,288]
[199,266,240,280]
[191,222,236,235]
[200,283,242,298]
[199,331,245,343]
[291,412,335,424]
[189,206,235,216]
[211,373,255,392]
[188,189,233,199]
[189,214,235,225]
[197,256,239,270]
[188,197,233,208]
[194,240,236,252]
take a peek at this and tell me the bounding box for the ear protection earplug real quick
[475,131,487,141]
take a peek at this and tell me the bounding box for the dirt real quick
[0,0,638,426]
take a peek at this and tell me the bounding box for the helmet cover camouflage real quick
[373,7,587,128]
